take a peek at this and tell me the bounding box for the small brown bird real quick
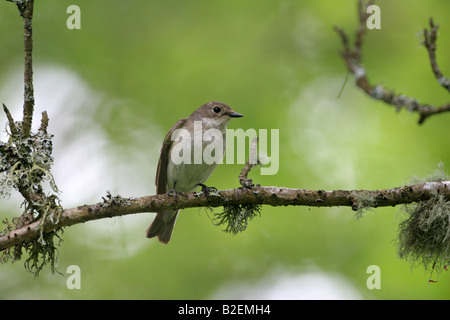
[146,101,243,243]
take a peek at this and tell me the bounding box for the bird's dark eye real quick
[213,106,221,113]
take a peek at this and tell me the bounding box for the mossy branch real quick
[1,180,449,251]
[1,0,61,277]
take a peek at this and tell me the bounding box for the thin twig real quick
[238,137,258,188]
[423,18,450,93]
[13,0,35,138]
[2,104,18,137]
[39,111,49,133]
[335,0,450,124]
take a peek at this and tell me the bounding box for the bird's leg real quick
[168,182,178,203]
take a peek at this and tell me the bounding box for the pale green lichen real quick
[406,162,449,185]
[396,163,450,277]
[397,193,450,276]
[0,121,62,277]
[353,192,377,219]
[213,203,262,235]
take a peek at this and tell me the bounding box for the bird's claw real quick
[197,183,218,197]
[168,189,178,202]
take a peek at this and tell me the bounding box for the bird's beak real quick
[227,111,243,118]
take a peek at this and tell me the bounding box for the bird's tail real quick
[145,210,179,244]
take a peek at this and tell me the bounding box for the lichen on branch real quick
[0,106,62,277]
[0,0,62,277]
[396,163,450,281]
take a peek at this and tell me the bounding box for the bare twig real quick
[39,111,49,133]
[335,0,450,124]
[3,1,37,136]
[21,0,35,138]
[238,137,258,188]
[354,0,373,59]
[2,104,18,137]
[6,0,35,137]
[238,162,255,188]
[423,18,450,93]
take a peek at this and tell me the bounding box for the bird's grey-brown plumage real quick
[145,119,186,243]
[146,101,243,243]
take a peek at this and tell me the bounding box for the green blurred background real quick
[0,0,449,299]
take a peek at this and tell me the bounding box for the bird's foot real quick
[196,183,218,198]
[168,188,178,202]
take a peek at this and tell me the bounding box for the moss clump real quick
[23,229,64,277]
[396,163,450,277]
[0,118,62,277]
[407,162,449,185]
[397,194,450,274]
[213,203,262,235]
